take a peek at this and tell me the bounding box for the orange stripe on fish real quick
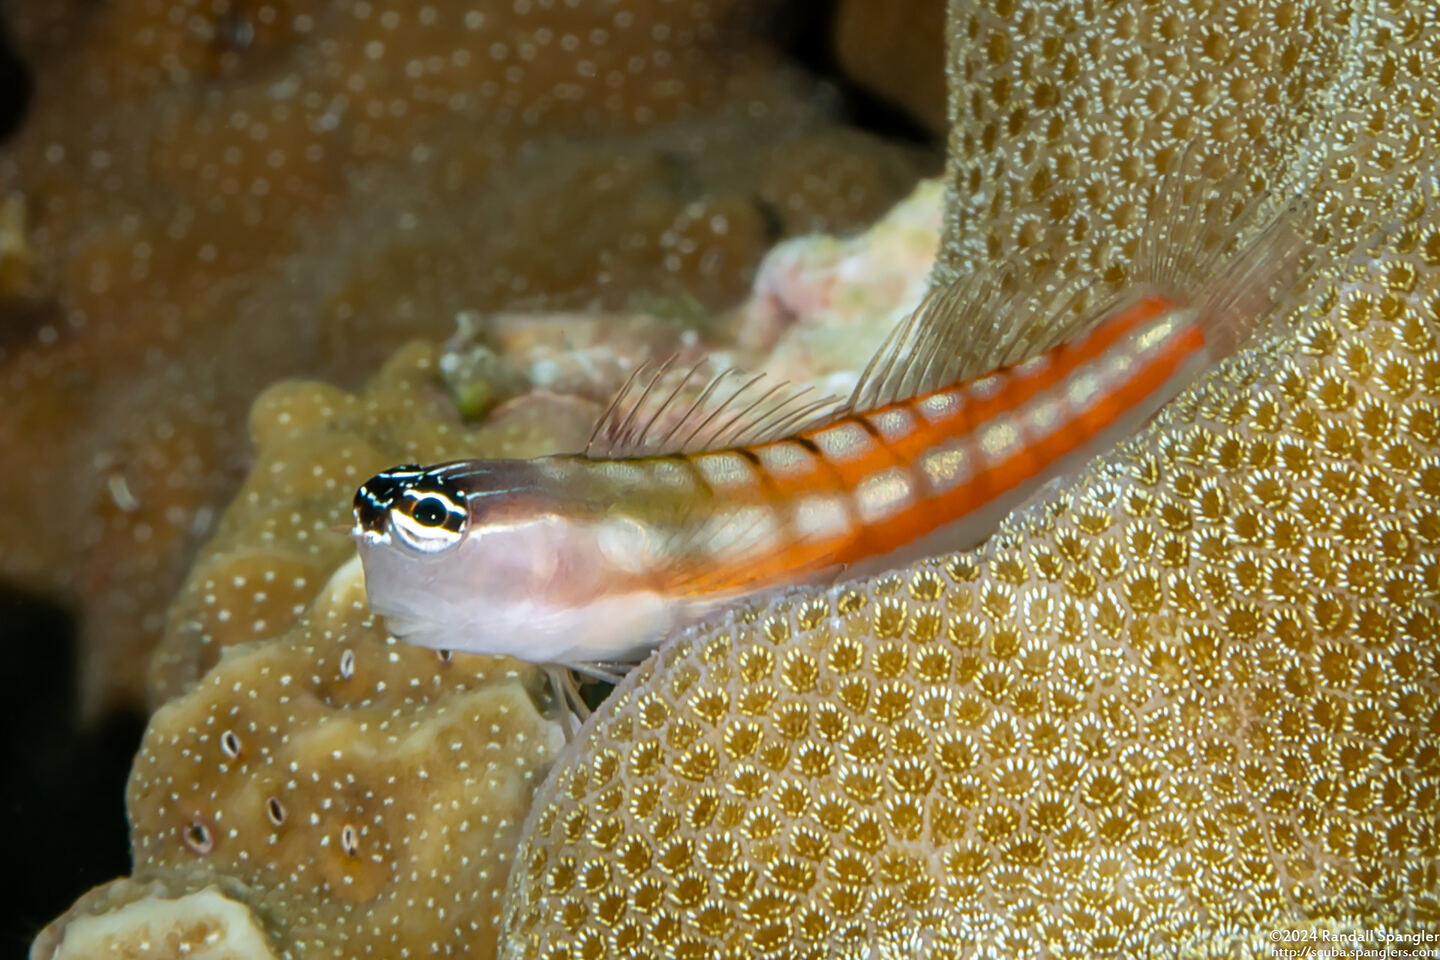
[671,291,1204,594]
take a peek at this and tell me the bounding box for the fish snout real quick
[352,464,426,539]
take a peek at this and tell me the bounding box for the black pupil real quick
[412,497,450,527]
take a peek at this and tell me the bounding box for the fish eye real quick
[390,487,467,554]
[411,496,450,528]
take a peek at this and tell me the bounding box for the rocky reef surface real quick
[36,554,562,960]
[26,0,1440,957]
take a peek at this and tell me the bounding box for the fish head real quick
[351,459,666,662]
[352,460,548,608]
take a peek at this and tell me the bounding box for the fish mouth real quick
[352,524,390,546]
[352,484,393,538]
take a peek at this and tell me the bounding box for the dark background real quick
[0,13,144,955]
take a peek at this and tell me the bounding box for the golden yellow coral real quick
[499,0,1440,954]
[937,0,1430,310]
[501,216,1440,958]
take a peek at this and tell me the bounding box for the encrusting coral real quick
[934,0,1393,299]
[34,555,563,960]
[499,0,1440,956]
[0,0,930,719]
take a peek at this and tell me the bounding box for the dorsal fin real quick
[589,145,1311,460]
[1136,147,1292,302]
[585,358,844,459]
[846,264,1089,412]
[848,144,1313,413]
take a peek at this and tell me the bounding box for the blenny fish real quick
[353,163,1307,724]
